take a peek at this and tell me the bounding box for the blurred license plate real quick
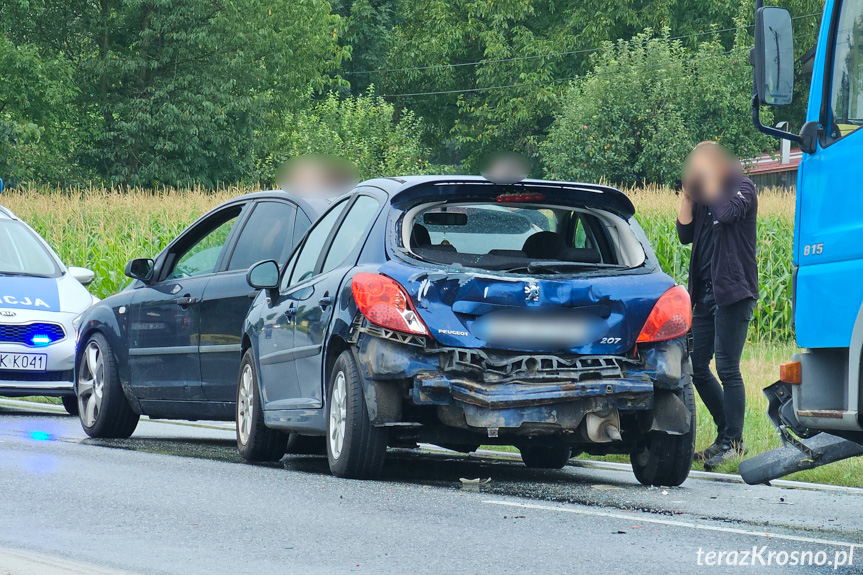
[472,310,604,349]
[0,353,47,371]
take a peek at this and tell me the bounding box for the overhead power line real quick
[380,29,820,99]
[381,48,738,97]
[347,12,820,77]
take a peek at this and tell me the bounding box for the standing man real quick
[676,142,759,470]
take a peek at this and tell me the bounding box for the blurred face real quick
[682,143,741,203]
[276,155,359,199]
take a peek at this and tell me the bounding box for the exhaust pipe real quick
[585,410,622,443]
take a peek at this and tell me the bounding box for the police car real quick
[0,206,97,414]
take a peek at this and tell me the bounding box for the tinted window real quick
[321,196,381,274]
[167,210,240,280]
[293,211,313,246]
[227,201,297,271]
[284,200,348,288]
[828,0,863,142]
[0,221,59,277]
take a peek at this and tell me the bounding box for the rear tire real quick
[631,381,696,487]
[61,395,79,416]
[519,445,572,469]
[285,434,326,455]
[77,332,139,438]
[326,350,388,479]
[236,350,286,462]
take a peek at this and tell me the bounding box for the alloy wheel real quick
[237,364,255,445]
[328,371,348,459]
[77,341,105,427]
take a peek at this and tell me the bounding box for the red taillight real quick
[351,273,429,336]
[637,286,692,343]
[496,192,546,203]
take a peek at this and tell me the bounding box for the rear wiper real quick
[515,261,627,273]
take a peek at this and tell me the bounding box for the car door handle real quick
[175,295,198,307]
[319,296,333,309]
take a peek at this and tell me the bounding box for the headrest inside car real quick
[521,231,565,259]
[410,224,431,248]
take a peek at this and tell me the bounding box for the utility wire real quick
[348,11,820,77]
[381,49,738,97]
[380,28,821,98]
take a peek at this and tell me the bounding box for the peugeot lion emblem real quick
[524,282,540,302]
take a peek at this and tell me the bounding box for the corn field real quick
[1,184,796,342]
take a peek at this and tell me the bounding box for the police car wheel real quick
[77,332,139,439]
[61,395,79,416]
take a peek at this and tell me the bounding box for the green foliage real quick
[542,31,773,186]
[0,35,82,185]
[382,0,583,171]
[256,89,434,181]
[0,0,827,187]
[1,0,346,188]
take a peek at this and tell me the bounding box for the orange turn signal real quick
[779,361,802,385]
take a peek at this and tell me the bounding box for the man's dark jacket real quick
[676,176,759,306]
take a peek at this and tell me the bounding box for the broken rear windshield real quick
[406,203,634,273]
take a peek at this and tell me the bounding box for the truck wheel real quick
[236,350,286,462]
[77,332,139,439]
[61,395,79,416]
[519,445,572,469]
[326,350,388,479]
[285,434,326,455]
[631,382,696,487]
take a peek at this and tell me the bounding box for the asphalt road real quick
[1,399,862,575]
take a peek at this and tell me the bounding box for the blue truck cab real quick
[741,0,863,483]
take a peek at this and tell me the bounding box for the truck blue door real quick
[796,0,863,349]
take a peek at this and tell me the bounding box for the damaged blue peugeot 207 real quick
[238,175,695,486]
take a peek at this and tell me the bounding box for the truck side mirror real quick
[753,6,795,106]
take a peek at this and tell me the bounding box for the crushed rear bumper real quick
[354,329,688,436]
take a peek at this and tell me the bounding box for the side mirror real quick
[246,260,280,291]
[68,266,95,286]
[753,6,794,106]
[125,258,155,283]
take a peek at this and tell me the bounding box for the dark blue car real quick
[239,176,695,485]
[74,191,325,438]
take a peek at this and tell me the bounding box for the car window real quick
[410,202,627,272]
[293,210,312,247]
[227,201,297,271]
[320,196,381,274]
[420,205,548,254]
[828,0,863,143]
[0,221,60,277]
[283,200,348,289]
[167,210,240,280]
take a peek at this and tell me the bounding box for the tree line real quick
[0,0,824,189]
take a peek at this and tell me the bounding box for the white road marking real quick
[483,500,862,549]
